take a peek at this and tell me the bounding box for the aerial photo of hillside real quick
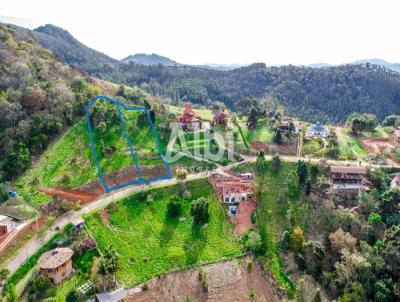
[0,1,400,301]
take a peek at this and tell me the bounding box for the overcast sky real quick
[1,0,399,65]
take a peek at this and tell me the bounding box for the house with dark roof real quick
[178,103,202,131]
[211,109,230,129]
[330,165,366,196]
[306,122,329,138]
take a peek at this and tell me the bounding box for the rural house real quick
[330,165,366,196]
[71,216,85,233]
[211,109,230,128]
[38,247,74,284]
[306,122,330,138]
[209,171,253,203]
[178,103,202,131]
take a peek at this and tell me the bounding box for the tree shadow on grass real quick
[159,215,179,247]
[184,223,208,265]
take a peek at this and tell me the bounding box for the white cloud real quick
[1,0,399,65]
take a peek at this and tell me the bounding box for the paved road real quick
[4,154,399,274]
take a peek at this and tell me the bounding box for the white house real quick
[306,122,330,138]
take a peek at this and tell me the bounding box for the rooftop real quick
[330,165,366,174]
[71,216,84,226]
[308,122,329,133]
[38,247,74,269]
[395,129,400,138]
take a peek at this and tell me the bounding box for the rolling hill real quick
[10,23,400,123]
[0,22,117,181]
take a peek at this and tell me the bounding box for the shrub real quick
[270,154,281,173]
[32,275,51,295]
[190,197,209,225]
[368,213,382,225]
[0,183,9,204]
[167,195,182,218]
[290,226,304,253]
[248,288,257,299]
[66,289,79,302]
[280,230,291,252]
[244,231,263,253]
[329,228,357,254]
[296,160,308,184]
[247,259,253,272]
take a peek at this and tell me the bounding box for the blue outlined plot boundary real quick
[84,95,172,193]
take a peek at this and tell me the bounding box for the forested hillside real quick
[21,24,400,123]
[0,23,116,180]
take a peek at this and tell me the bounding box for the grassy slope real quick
[15,105,219,207]
[84,179,242,287]
[234,162,313,297]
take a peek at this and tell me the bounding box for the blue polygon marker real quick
[84,95,172,193]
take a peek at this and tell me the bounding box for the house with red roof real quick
[178,103,202,131]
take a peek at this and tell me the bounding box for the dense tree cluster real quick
[347,112,378,134]
[0,23,115,180]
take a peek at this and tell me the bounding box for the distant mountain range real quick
[7,23,400,123]
[121,53,180,66]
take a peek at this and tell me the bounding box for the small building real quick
[306,122,330,138]
[71,217,85,233]
[275,119,299,134]
[390,174,400,189]
[209,171,253,203]
[38,247,74,284]
[330,165,366,196]
[394,127,400,144]
[211,109,230,128]
[178,103,202,131]
[95,288,127,302]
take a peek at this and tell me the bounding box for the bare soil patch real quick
[38,187,99,203]
[39,165,174,203]
[231,199,256,236]
[252,140,297,155]
[126,257,282,302]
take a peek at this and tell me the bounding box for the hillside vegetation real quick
[84,179,242,287]
[0,23,116,181]
[22,24,400,123]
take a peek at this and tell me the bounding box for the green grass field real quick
[84,179,242,287]
[14,109,212,207]
[337,128,368,159]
